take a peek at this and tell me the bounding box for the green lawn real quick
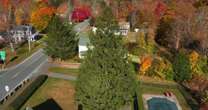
[137,81,193,110]
[21,78,77,110]
[48,67,79,76]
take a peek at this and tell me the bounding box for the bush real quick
[0,42,6,49]
[132,47,147,57]
[146,57,174,80]
[189,51,208,76]
[173,52,192,82]
[197,56,208,76]
[7,75,47,110]
[136,31,158,55]
[201,90,208,104]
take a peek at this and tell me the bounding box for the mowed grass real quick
[48,67,79,76]
[21,78,77,110]
[137,82,192,110]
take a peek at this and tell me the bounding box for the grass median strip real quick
[48,67,79,76]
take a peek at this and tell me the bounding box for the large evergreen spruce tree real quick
[44,16,78,60]
[76,6,136,110]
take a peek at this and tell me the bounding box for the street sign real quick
[0,51,6,61]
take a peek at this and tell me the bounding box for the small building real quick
[119,21,130,36]
[78,33,91,58]
[10,25,36,43]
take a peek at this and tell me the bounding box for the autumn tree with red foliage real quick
[154,1,167,20]
[71,4,91,22]
[1,0,10,11]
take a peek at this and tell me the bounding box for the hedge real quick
[4,75,48,110]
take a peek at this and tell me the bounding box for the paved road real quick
[0,49,48,102]
[73,19,90,33]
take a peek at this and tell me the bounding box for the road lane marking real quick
[10,55,44,79]
[31,58,48,75]
[12,72,21,79]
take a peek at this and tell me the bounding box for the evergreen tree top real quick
[95,6,119,31]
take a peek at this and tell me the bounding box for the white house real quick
[10,25,36,43]
[78,33,91,58]
[78,22,130,58]
[119,21,130,36]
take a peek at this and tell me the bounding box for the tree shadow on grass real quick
[33,98,62,110]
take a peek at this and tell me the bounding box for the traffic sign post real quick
[0,51,6,69]
[0,51,6,61]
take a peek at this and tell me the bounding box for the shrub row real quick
[5,75,48,110]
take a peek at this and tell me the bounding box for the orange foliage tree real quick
[30,6,55,31]
[139,56,153,75]
[1,0,10,11]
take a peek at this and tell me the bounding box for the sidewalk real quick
[50,62,80,69]
[47,72,77,81]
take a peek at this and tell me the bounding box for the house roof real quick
[0,32,7,36]
[0,32,8,39]
[78,32,90,46]
[119,21,130,29]
[12,25,32,31]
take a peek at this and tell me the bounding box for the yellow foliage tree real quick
[136,30,146,48]
[189,51,199,64]
[189,51,200,74]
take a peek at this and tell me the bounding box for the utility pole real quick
[8,4,15,54]
[28,36,31,52]
[7,29,15,53]
[28,28,31,52]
